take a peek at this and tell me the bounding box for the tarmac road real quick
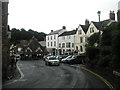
[2,60,110,89]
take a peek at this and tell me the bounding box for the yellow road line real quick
[81,66,114,90]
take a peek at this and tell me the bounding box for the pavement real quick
[2,65,21,85]
[85,66,120,89]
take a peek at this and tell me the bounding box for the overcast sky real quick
[8,0,120,34]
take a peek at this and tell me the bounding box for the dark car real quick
[66,55,83,64]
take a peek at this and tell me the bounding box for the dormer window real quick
[78,30,82,34]
[26,47,32,52]
[36,47,42,52]
[90,27,94,33]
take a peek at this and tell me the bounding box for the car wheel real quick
[45,62,48,65]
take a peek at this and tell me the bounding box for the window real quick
[80,37,83,43]
[48,36,49,40]
[54,35,56,39]
[54,41,56,46]
[48,42,49,46]
[85,37,88,42]
[78,30,82,34]
[51,36,52,40]
[90,27,94,33]
[72,43,74,48]
[51,42,52,46]
[80,46,83,52]
[66,49,71,52]
[63,49,65,54]
[59,43,61,48]
[62,36,65,40]
[66,42,71,48]
[67,36,71,39]
[76,46,78,51]
[62,43,65,48]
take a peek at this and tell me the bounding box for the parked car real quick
[15,54,21,60]
[11,54,21,60]
[45,56,60,66]
[66,55,83,64]
[61,55,73,63]
[43,55,52,61]
[56,55,68,62]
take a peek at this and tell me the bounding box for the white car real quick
[15,54,21,60]
[61,55,72,63]
[45,56,60,66]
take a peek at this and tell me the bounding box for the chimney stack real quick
[117,1,120,22]
[109,11,115,20]
[51,30,53,32]
[85,19,89,25]
[62,26,66,29]
[117,10,120,22]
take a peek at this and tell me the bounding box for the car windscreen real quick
[72,56,76,58]
[48,57,56,60]
[66,56,72,59]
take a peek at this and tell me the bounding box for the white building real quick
[46,14,116,56]
[58,30,77,55]
[46,26,66,55]
[75,24,89,55]
[86,19,116,37]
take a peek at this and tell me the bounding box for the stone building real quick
[1,0,10,80]
[0,0,2,88]
[117,1,120,22]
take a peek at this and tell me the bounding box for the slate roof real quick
[47,29,63,35]
[59,30,77,37]
[92,19,115,30]
[27,40,44,52]
[39,41,46,47]
[21,39,45,54]
[80,24,90,34]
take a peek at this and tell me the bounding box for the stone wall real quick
[0,1,2,89]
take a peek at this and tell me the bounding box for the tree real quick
[87,33,99,46]
[111,22,120,69]
[10,28,46,45]
[85,33,99,67]
[85,22,120,68]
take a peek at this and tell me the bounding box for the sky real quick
[8,0,120,34]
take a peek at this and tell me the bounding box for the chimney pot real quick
[109,11,115,20]
[62,26,66,29]
[51,30,53,32]
[85,19,89,25]
[117,10,120,22]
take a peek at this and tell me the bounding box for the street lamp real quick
[97,11,101,22]
[97,11,101,63]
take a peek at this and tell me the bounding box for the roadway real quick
[3,60,110,88]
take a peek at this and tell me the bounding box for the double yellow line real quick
[81,66,114,90]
